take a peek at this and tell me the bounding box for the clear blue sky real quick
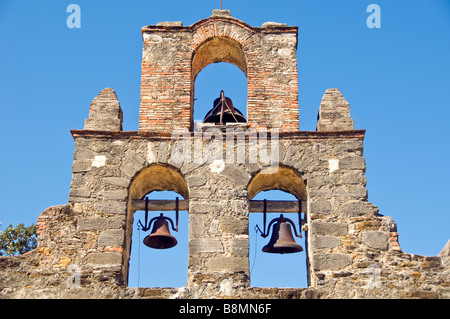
[0,0,449,288]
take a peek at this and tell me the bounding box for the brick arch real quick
[247,165,307,201]
[190,18,255,81]
[192,36,247,81]
[128,163,189,201]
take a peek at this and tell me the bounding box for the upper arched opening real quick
[192,37,247,81]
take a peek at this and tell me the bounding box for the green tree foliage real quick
[0,223,37,256]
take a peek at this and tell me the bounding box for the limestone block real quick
[337,200,379,217]
[312,236,341,249]
[339,155,366,170]
[98,229,125,247]
[310,200,332,214]
[204,256,248,272]
[103,177,130,188]
[77,217,125,231]
[221,164,251,186]
[362,231,389,250]
[98,190,128,201]
[94,201,127,215]
[84,252,122,267]
[189,238,224,254]
[313,253,353,270]
[311,221,348,236]
[68,188,91,198]
[219,216,249,235]
[186,174,207,187]
[230,239,249,256]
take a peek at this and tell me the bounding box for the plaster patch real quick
[209,159,225,173]
[328,159,339,173]
[147,142,157,164]
[92,155,106,167]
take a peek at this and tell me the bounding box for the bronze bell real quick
[143,213,178,249]
[262,215,303,254]
[203,90,247,124]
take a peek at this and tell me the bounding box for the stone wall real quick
[1,120,448,298]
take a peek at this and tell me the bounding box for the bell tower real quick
[139,9,299,132]
[2,8,448,301]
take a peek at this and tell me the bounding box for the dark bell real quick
[262,219,303,254]
[203,90,247,124]
[143,214,178,249]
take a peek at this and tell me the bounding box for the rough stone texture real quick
[1,10,448,300]
[84,88,123,131]
[317,88,354,132]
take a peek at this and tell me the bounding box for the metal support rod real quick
[175,197,179,232]
[298,200,302,238]
[130,199,307,213]
[263,199,267,236]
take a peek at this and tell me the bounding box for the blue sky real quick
[0,0,449,288]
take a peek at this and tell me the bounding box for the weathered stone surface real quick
[98,229,125,246]
[94,201,127,215]
[220,217,248,235]
[205,256,248,272]
[84,252,122,267]
[84,88,123,131]
[313,253,353,270]
[402,290,440,299]
[103,177,130,188]
[68,188,91,198]
[230,239,249,256]
[211,9,231,17]
[186,174,207,187]
[317,88,354,132]
[98,190,128,200]
[362,231,389,250]
[77,217,124,231]
[339,156,366,170]
[312,236,341,249]
[438,240,450,257]
[311,221,348,236]
[221,164,251,186]
[189,238,224,254]
[338,200,379,217]
[310,200,332,214]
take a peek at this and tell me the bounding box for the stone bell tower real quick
[1,9,448,300]
[139,9,299,132]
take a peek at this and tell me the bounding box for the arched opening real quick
[193,63,247,127]
[192,37,247,80]
[191,37,248,130]
[125,164,189,287]
[128,191,188,288]
[247,166,309,288]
